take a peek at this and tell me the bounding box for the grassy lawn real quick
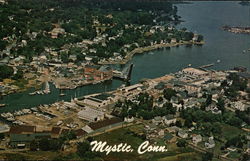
[0,151,60,160]
[227,151,241,159]
[94,124,202,161]
[221,123,244,140]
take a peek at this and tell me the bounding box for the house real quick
[205,136,215,149]
[74,129,87,138]
[178,130,188,138]
[152,116,162,125]
[232,101,247,111]
[171,38,177,43]
[166,126,181,133]
[124,116,134,123]
[69,55,77,61]
[49,27,65,39]
[163,115,176,126]
[164,133,176,143]
[158,129,165,137]
[192,134,202,145]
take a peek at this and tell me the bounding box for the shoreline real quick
[98,41,205,65]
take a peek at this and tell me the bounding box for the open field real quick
[94,124,202,161]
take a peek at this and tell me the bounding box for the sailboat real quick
[59,89,66,97]
[43,81,50,94]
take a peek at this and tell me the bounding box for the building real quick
[178,130,188,138]
[192,134,202,145]
[205,136,215,149]
[0,124,10,133]
[81,93,115,108]
[232,101,247,111]
[152,116,162,125]
[49,27,65,39]
[163,115,176,126]
[9,125,50,148]
[78,107,105,122]
[119,84,143,97]
[84,65,113,81]
[182,68,208,77]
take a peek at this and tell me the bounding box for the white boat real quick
[43,81,51,94]
[29,92,36,96]
[60,93,66,96]
[217,59,221,63]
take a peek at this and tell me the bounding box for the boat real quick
[217,59,221,63]
[29,92,36,96]
[60,93,66,96]
[43,81,51,94]
[0,104,6,107]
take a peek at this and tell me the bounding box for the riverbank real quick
[98,41,205,65]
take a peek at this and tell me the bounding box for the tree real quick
[228,116,243,127]
[0,65,14,80]
[0,40,7,51]
[197,35,203,42]
[77,141,91,158]
[163,88,176,101]
[30,140,38,151]
[205,94,212,106]
[176,139,187,147]
[202,152,213,161]
[217,97,225,113]
[12,70,24,80]
[0,133,4,140]
[60,52,69,63]
[175,120,182,127]
[184,117,193,128]
[39,138,50,151]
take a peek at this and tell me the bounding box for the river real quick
[0,1,250,113]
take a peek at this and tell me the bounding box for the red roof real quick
[9,125,36,134]
[88,117,123,130]
[51,127,61,135]
[74,129,87,137]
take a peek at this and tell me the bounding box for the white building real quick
[163,115,176,126]
[78,107,104,122]
[178,130,188,138]
[192,134,202,145]
[232,101,247,111]
[205,136,215,149]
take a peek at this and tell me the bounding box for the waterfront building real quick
[77,107,105,122]
[9,125,50,148]
[182,68,208,77]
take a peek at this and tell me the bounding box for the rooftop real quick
[9,125,36,134]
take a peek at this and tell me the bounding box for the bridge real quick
[113,63,134,82]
